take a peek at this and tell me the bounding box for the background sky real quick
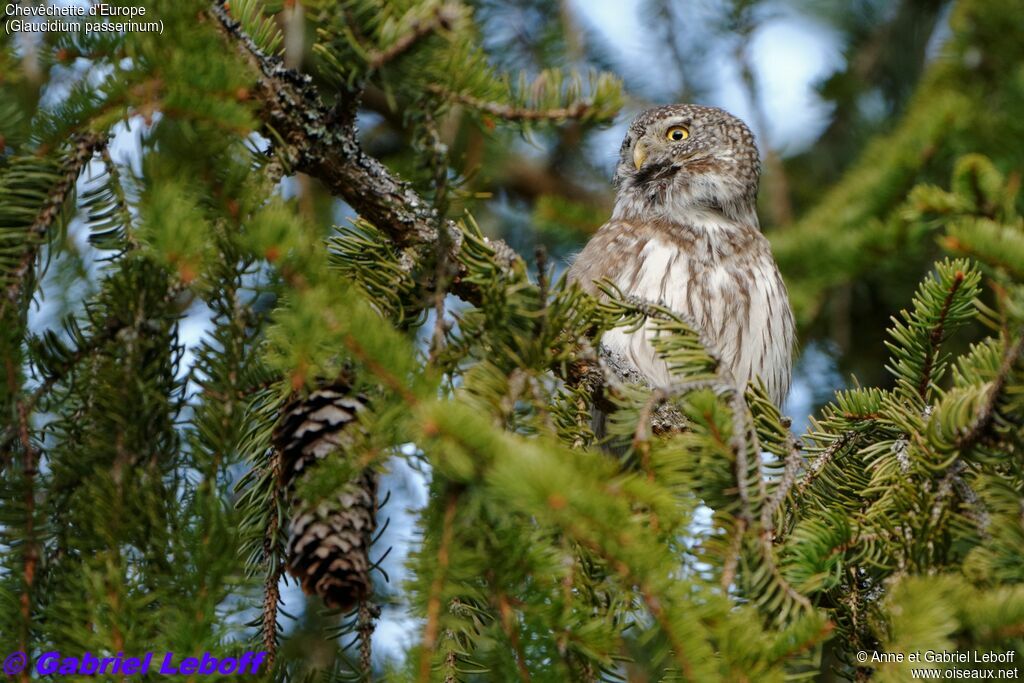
[574,0,844,154]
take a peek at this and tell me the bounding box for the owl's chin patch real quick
[633,160,678,185]
[613,163,756,226]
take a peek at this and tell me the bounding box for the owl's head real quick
[612,104,760,222]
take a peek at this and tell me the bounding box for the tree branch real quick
[210,1,689,431]
[5,356,38,683]
[0,321,125,454]
[418,490,459,683]
[761,433,803,536]
[426,84,598,122]
[357,599,377,677]
[212,1,505,288]
[366,4,461,70]
[0,133,106,320]
[262,446,284,669]
[792,431,858,506]
[955,329,1024,451]
[917,269,966,402]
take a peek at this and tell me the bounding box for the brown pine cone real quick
[274,380,369,489]
[286,469,378,612]
[272,379,378,611]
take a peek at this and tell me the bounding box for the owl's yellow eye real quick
[666,126,689,142]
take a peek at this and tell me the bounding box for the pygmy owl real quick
[569,104,795,406]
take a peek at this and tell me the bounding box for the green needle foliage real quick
[1,1,1022,682]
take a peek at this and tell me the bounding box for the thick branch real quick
[210,2,687,430]
[212,2,499,286]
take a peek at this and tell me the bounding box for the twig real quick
[729,390,755,524]
[632,387,667,478]
[928,460,964,528]
[6,357,38,683]
[427,84,596,122]
[759,531,813,612]
[652,0,694,100]
[767,620,835,666]
[341,333,419,406]
[418,490,458,683]
[534,245,549,342]
[424,115,451,365]
[916,269,965,402]
[366,4,460,69]
[442,633,459,683]
[261,566,281,669]
[262,447,285,669]
[952,475,990,538]
[730,392,812,613]
[785,430,857,531]
[0,133,106,321]
[357,599,376,678]
[0,322,126,453]
[734,36,793,226]
[921,328,1023,539]
[98,146,138,249]
[575,527,698,681]
[720,517,746,591]
[792,431,857,504]
[955,329,1024,450]
[497,593,532,682]
[761,434,803,536]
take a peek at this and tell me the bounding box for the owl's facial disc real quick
[612,104,761,223]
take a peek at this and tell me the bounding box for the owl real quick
[569,104,795,406]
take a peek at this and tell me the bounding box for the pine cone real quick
[274,380,369,489]
[273,379,378,611]
[286,469,378,611]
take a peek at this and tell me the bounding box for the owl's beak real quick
[633,142,648,170]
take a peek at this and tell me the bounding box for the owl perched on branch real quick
[569,104,795,406]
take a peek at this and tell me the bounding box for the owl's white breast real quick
[601,231,794,404]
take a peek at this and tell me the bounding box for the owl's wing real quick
[568,219,680,390]
[568,219,666,442]
[567,219,649,296]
